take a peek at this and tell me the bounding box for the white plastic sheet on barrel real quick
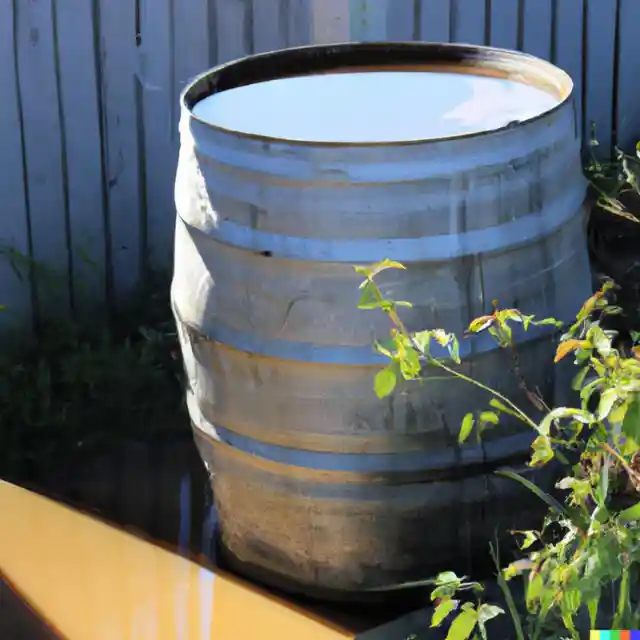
[172,42,592,597]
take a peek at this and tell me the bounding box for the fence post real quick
[311,0,350,43]
[349,0,388,41]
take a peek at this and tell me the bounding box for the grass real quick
[0,272,187,484]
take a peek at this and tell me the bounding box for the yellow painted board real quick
[0,480,353,640]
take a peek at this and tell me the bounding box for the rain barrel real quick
[172,42,591,596]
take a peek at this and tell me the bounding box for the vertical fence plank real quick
[450,0,486,44]
[489,0,519,50]
[286,0,313,46]
[0,0,32,329]
[15,0,71,318]
[387,0,416,41]
[616,0,640,150]
[98,0,143,306]
[583,0,617,153]
[522,0,553,60]
[418,0,451,42]
[253,0,288,53]
[350,0,388,41]
[138,0,178,271]
[173,0,210,101]
[215,0,254,63]
[554,0,584,144]
[54,0,107,316]
[311,0,350,44]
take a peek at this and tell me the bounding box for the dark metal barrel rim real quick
[179,186,584,264]
[192,425,536,485]
[181,41,573,148]
[177,309,565,366]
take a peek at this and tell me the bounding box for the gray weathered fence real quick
[0,0,638,328]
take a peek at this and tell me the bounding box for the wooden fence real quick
[1,0,638,329]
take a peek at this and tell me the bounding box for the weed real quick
[356,260,640,639]
[0,271,186,483]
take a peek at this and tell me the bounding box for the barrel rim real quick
[181,41,574,148]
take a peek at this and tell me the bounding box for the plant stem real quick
[613,565,630,629]
[386,305,538,431]
[432,359,538,431]
[490,542,526,640]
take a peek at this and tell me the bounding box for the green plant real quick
[585,127,640,222]
[0,263,186,482]
[355,260,640,639]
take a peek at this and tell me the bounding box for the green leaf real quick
[435,571,460,586]
[587,598,599,630]
[530,435,554,467]
[609,400,629,424]
[479,411,499,427]
[432,584,457,600]
[459,413,475,444]
[374,339,395,358]
[494,320,513,345]
[357,281,382,309]
[498,309,522,323]
[432,329,452,346]
[518,530,538,550]
[413,330,431,355]
[556,476,591,506]
[597,388,619,420]
[468,315,494,333]
[538,407,594,436]
[623,398,640,441]
[571,366,590,391]
[581,377,603,410]
[448,337,461,364]
[588,325,613,356]
[477,603,504,626]
[353,259,405,280]
[535,317,563,327]
[400,347,421,380]
[445,608,478,640]
[496,469,574,522]
[432,598,459,627]
[526,572,543,611]
[374,367,397,398]
[563,589,582,614]
[489,398,521,419]
[619,500,640,523]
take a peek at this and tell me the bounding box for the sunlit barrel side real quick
[172,42,591,595]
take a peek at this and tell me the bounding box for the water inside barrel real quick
[192,70,560,143]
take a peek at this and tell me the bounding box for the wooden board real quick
[215,0,254,63]
[616,0,640,150]
[489,0,519,51]
[418,0,451,42]
[14,0,71,318]
[311,0,350,44]
[138,0,178,271]
[583,0,617,153]
[0,0,33,330]
[522,0,553,60]
[53,0,108,316]
[450,0,486,45]
[554,0,585,145]
[98,0,143,305]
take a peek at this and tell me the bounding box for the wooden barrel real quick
[172,42,591,596]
